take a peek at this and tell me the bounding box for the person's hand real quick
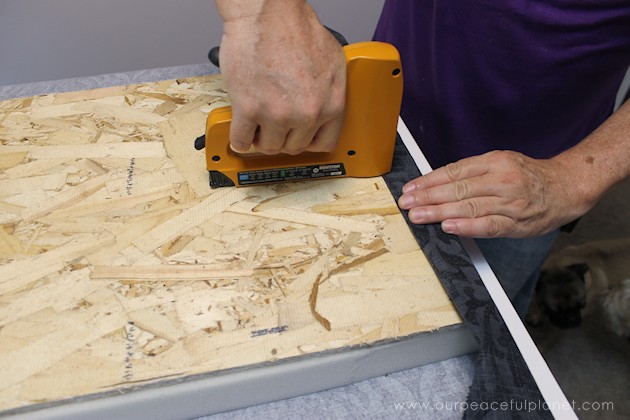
[215,1,346,155]
[398,150,587,238]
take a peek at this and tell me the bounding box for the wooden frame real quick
[0,76,463,413]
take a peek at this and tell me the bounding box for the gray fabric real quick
[204,355,475,420]
[0,64,217,100]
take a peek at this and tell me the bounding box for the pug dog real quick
[533,263,588,328]
[602,279,630,338]
[528,238,630,337]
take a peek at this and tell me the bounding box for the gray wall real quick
[0,0,385,85]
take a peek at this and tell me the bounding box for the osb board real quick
[0,75,461,412]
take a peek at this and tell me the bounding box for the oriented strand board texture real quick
[0,76,461,412]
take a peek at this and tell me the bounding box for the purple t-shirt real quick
[373,0,630,169]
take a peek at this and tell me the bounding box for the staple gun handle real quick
[203,41,403,188]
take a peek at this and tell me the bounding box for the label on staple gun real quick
[237,163,346,185]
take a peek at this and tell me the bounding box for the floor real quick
[526,178,630,419]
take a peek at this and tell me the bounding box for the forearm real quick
[215,0,311,25]
[551,99,630,220]
[214,0,323,62]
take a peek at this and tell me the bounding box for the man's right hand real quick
[215,0,347,155]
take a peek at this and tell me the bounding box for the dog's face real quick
[536,263,588,329]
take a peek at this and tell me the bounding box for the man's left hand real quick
[397,150,582,238]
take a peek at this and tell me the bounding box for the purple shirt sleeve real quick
[373,0,630,168]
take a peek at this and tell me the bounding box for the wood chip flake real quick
[25,143,166,160]
[0,233,115,295]
[91,265,266,281]
[21,171,119,221]
[130,188,247,255]
[228,201,378,233]
[0,298,127,392]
